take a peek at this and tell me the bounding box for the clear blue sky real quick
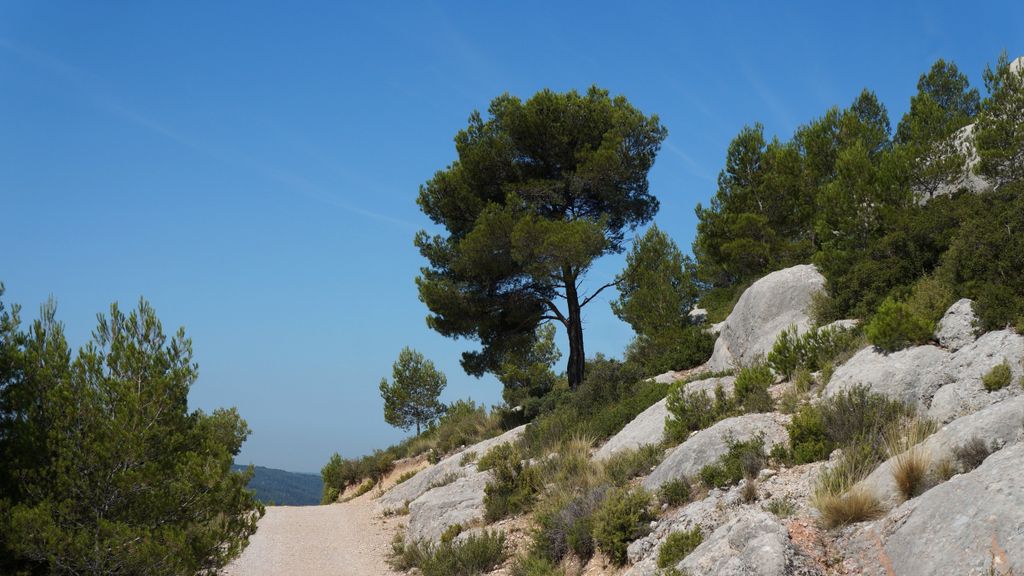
[2,1,1021,472]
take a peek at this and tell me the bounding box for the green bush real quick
[734,364,774,413]
[624,327,716,375]
[603,445,663,487]
[391,530,507,576]
[982,361,1013,391]
[786,405,833,464]
[767,325,865,379]
[665,383,734,443]
[658,478,692,507]
[591,487,655,565]
[509,553,566,576]
[657,528,704,569]
[482,444,539,521]
[866,297,934,352]
[585,380,668,440]
[698,435,766,489]
[531,487,606,563]
[819,385,915,448]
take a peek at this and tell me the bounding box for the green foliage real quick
[865,297,934,352]
[509,553,566,576]
[415,86,667,388]
[767,324,865,380]
[764,497,797,518]
[499,324,562,425]
[391,530,507,576]
[591,487,654,565]
[613,225,714,373]
[658,478,692,507]
[664,382,735,443]
[380,347,447,434]
[975,52,1024,187]
[530,486,606,564]
[602,444,663,486]
[0,295,262,575]
[321,448,395,502]
[657,528,704,569]
[733,363,774,413]
[786,405,833,464]
[482,443,540,521]
[982,361,1013,391]
[698,435,766,489]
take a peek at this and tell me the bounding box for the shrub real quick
[982,361,1012,391]
[865,297,933,353]
[764,497,796,518]
[658,478,692,507]
[591,487,654,565]
[483,444,539,521]
[657,528,704,569]
[603,444,663,486]
[733,363,774,413]
[740,477,759,503]
[392,530,508,576]
[819,386,915,449]
[509,553,566,576]
[665,383,735,443]
[767,325,863,380]
[905,275,955,328]
[585,380,668,440]
[699,436,766,489]
[395,470,418,485]
[953,436,996,472]
[787,405,833,464]
[531,486,606,563]
[321,486,339,504]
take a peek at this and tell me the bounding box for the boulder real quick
[689,307,708,325]
[928,330,1024,422]
[642,413,789,492]
[595,377,736,462]
[707,265,826,371]
[377,425,526,512]
[406,470,490,543]
[846,442,1024,576]
[676,510,798,576]
[936,298,978,351]
[825,345,952,411]
[860,395,1024,508]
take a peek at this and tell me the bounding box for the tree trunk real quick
[564,270,586,389]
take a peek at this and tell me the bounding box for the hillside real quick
[234,464,323,506]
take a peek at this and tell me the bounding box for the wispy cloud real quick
[0,38,416,230]
[736,59,796,131]
[664,141,717,184]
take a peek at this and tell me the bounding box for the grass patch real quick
[602,444,663,486]
[764,497,796,518]
[883,417,937,500]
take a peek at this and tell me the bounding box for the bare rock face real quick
[928,330,1024,422]
[642,413,789,492]
[376,425,526,512]
[707,265,826,371]
[595,377,736,462]
[845,442,1024,576]
[859,395,1024,508]
[825,345,952,411]
[406,470,491,543]
[676,510,799,576]
[936,298,978,351]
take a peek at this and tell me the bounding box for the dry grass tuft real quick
[883,417,937,500]
[812,484,885,528]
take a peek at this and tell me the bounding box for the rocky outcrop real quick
[642,413,789,492]
[376,425,526,512]
[937,298,978,351]
[676,510,800,576]
[824,329,1024,423]
[707,265,826,371]
[845,442,1024,575]
[595,377,736,462]
[859,395,1024,508]
[825,345,951,410]
[406,470,491,543]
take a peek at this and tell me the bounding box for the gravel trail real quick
[224,491,402,576]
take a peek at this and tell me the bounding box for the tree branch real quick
[542,300,568,324]
[580,281,618,308]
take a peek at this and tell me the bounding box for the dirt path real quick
[224,459,426,576]
[224,491,402,576]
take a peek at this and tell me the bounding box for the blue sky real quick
[1,1,1021,472]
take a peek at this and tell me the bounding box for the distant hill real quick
[233,464,323,506]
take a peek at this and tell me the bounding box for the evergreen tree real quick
[0,295,262,576]
[497,323,561,408]
[379,347,447,434]
[415,87,666,388]
[975,52,1024,187]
